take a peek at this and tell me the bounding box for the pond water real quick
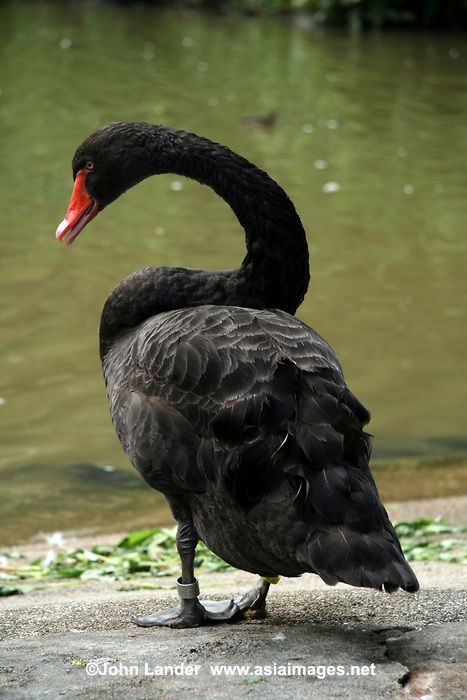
[1,1,467,543]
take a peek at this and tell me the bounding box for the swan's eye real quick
[85,161,95,171]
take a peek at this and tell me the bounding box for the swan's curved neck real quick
[99,126,310,358]
[167,129,310,308]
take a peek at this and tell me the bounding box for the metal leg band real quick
[176,577,200,599]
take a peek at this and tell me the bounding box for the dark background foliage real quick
[100,0,467,30]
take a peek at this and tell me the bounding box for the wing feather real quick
[103,304,418,592]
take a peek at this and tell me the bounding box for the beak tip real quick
[55,218,69,241]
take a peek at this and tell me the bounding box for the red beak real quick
[56,170,99,245]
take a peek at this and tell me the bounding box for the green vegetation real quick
[131,0,467,29]
[396,517,467,563]
[235,0,467,29]
[0,527,231,596]
[1,517,466,596]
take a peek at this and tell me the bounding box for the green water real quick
[1,2,467,543]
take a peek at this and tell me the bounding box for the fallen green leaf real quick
[2,517,465,595]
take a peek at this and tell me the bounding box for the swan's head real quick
[56,122,167,244]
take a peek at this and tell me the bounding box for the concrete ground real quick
[1,497,466,699]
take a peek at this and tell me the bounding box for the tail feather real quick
[287,375,419,594]
[305,527,419,593]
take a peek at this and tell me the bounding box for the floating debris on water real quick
[314,159,327,170]
[322,181,340,194]
[242,111,277,129]
[101,465,116,473]
[143,42,155,60]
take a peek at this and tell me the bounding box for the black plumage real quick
[57,122,418,627]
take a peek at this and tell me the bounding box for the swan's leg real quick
[132,519,206,628]
[132,520,271,628]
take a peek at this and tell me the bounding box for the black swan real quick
[56,122,419,628]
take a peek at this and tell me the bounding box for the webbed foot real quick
[132,598,208,628]
[132,577,270,628]
[233,577,270,620]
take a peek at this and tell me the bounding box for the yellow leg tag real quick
[262,576,280,585]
